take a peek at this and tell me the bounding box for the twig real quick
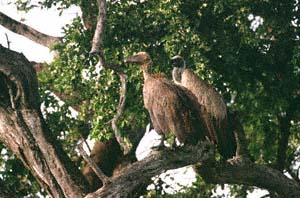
[229,111,251,159]
[78,140,111,185]
[5,33,10,49]
[90,0,130,154]
[287,166,300,183]
[81,137,92,155]
[111,71,130,154]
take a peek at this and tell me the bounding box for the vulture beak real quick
[124,52,150,65]
[124,54,142,64]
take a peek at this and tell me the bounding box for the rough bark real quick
[198,158,300,198]
[0,12,61,48]
[85,142,214,198]
[90,0,107,54]
[196,112,300,198]
[0,45,88,197]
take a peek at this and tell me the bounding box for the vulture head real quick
[124,52,152,73]
[170,55,186,84]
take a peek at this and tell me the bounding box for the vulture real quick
[124,52,217,147]
[171,55,236,159]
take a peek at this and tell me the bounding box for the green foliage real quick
[2,0,300,197]
[0,145,46,197]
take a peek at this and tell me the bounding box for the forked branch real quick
[0,12,61,48]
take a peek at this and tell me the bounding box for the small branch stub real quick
[78,140,111,185]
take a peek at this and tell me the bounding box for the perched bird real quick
[124,52,217,147]
[171,55,236,158]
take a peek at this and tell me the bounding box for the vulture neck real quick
[141,60,153,80]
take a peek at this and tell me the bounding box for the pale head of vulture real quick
[170,55,186,84]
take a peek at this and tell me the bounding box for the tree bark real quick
[0,12,61,48]
[197,158,300,198]
[85,142,213,198]
[0,45,88,197]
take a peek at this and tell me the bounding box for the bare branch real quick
[89,0,131,153]
[78,140,111,185]
[0,12,61,48]
[90,0,106,54]
[4,33,10,49]
[228,111,251,159]
[111,71,130,153]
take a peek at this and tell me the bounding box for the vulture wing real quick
[181,69,227,123]
[180,69,236,158]
[143,76,217,144]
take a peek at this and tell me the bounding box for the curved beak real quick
[124,54,140,64]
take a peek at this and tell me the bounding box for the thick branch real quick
[197,112,300,197]
[90,0,106,54]
[197,158,300,198]
[85,142,214,198]
[0,45,88,197]
[0,12,61,48]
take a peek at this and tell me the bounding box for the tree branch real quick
[228,111,251,158]
[0,12,61,48]
[90,0,106,54]
[196,112,300,198]
[0,45,88,197]
[197,158,300,198]
[78,140,111,185]
[90,0,132,154]
[85,141,214,198]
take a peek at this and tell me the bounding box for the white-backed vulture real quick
[171,55,236,158]
[124,52,217,147]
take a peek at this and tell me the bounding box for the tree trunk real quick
[0,45,88,197]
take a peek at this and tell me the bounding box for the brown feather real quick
[125,52,216,145]
[181,69,227,123]
[143,74,215,144]
[171,56,236,158]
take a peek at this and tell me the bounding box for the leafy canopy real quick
[1,0,300,196]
